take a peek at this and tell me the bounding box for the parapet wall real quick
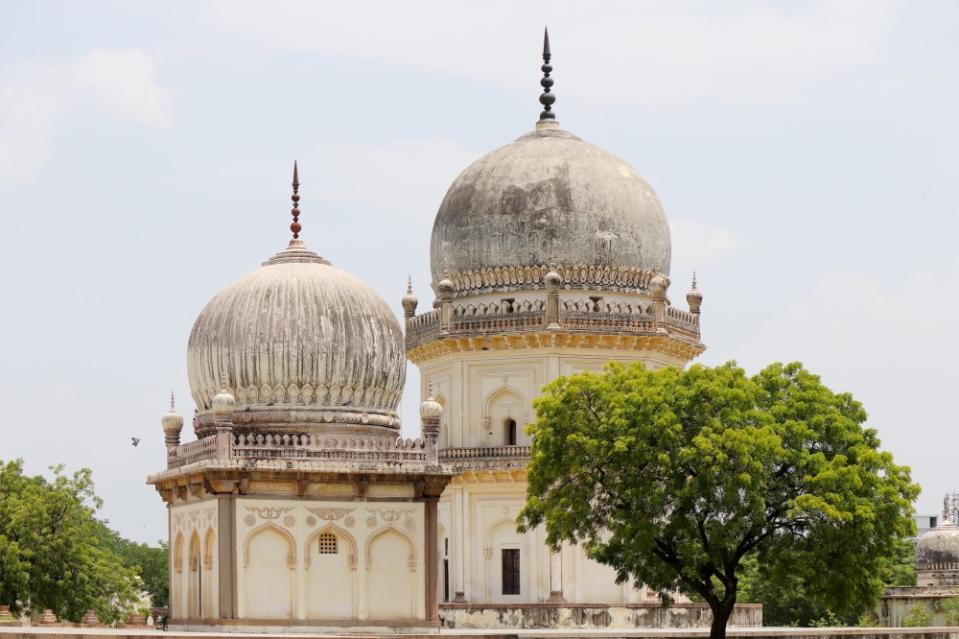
[439,602,762,629]
[7,625,959,639]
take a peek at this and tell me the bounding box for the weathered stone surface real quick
[438,602,762,630]
[431,122,671,295]
[186,239,406,433]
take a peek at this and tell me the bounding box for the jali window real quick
[318,532,338,554]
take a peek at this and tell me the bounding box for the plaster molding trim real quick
[407,331,704,364]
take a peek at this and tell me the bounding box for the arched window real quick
[505,419,517,446]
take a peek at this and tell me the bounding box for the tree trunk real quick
[709,601,733,639]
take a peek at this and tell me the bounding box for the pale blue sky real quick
[1,1,956,542]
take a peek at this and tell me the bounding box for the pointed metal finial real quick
[691,271,698,289]
[406,274,413,295]
[428,380,434,399]
[538,27,556,121]
[170,391,175,411]
[290,161,301,239]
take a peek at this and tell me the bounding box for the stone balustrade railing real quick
[406,293,700,350]
[439,445,532,471]
[167,431,433,469]
[168,436,218,467]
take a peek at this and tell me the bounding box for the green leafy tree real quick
[902,604,933,627]
[94,524,169,609]
[518,362,918,639]
[737,537,916,626]
[0,460,138,623]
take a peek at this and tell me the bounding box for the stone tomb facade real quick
[149,212,453,631]
[404,114,705,611]
[880,501,959,626]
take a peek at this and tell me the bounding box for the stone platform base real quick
[439,603,763,630]
[7,625,959,639]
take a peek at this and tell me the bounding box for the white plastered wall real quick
[421,345,685,605]
[233,497,426,622]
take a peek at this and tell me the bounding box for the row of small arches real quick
[233,433,426,450]
[444,264,661,292]
[561,300,654,315]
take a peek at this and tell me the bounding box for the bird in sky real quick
[131,437,140,447]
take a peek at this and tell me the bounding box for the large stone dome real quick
[430,121,671,296]
[187,240,405,436]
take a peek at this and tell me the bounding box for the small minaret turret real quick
[686,271,703,315]
[161,392,184,463]
[402,275,418,319]
[211,388,236,459]
[420,383,443,464]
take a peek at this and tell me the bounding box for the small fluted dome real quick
[211,389,236,418]
[419,395,443,421]
[917,519,959,571]
[161,404,183,437]
[431,122,671,295]
[187,239,405,435]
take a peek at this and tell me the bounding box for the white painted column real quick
[451,485,466,601]
[357,537,369,619]
[548,545,565,602]
[461,487,473,601]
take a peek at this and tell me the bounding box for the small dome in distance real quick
[916,505,959,586]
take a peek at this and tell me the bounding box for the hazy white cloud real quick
[670,217,739,277]
[0,48,172,180]
[199,0,899,108]
[309,138,476,212]
[736,261,959,513]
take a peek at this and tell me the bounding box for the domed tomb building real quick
[404,33,706,616]
[148,166,452,631]
[880,497,959,625]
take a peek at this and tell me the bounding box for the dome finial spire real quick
[406,274,413,295]
[538,27,556,122]
[170,390,175,411]
[290,160,301,239]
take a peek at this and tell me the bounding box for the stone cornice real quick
[149,467,452,505]
[408,330,704,365]
[437,263,666,297]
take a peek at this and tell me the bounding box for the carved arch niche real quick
[482,385,529,447]
[202,528,216,618]
[366,526,417,620]
[304,524,357,620]
[188,532,201,619]
[172,533,184,618]
[242,524,295,620]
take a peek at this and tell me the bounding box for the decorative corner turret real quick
[420,384,443,464]
[162,391,184,452]
[545,268,562,329]
[687,271,703,315]
[437,269,454,334]
[649,273,668,332]
[402,275,418,319]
